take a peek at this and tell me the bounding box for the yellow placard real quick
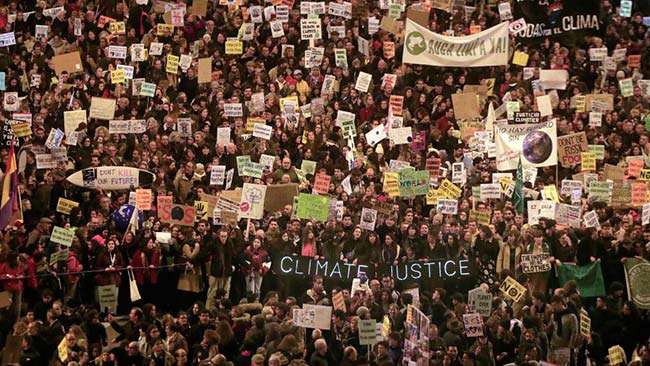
[640,169,650,181]
[439,179,461,199]
[109,21,125,34]
[57,337,68,363]
[500,276,527,302]
[156,23,174,36]
[110,69,125,84]
[56,198,79,215]
[279,96,300,111]
[608,346,625,366]
[383,172,399,197]
[426,189,439,205]
[543,185,560,203]
[484,78,495,96]
[194,201,209,221]
[225,40,243,55]
[512,51,529,66]
[469,209,491,226]
[575,95,586,113]
[166,55,179,74]
[581,152,596,171]
[499,177,513,193]
[246,117,265,133]
[11,122,32,137]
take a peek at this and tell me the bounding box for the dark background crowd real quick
[1,0,650,366]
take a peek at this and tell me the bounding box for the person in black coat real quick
[19,336,41,366]
[201,229,233,310]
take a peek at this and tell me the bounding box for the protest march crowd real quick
[4,0,650,365]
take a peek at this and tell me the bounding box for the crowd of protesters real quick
[2,0,650,366]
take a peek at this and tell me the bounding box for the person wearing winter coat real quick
[94,239,125,288]
[130,238,161,304]
[547,295,579,365]
[242,236,270,297]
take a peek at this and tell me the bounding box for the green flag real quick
[624,258,650,309]
[512,156,524,214]
[557,262,606,297]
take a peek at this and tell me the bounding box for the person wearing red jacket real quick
[130,238,161,304]
[65,244,84,304]
[243,237,269,297]
[0,252,25,318]
[95,239,125,287]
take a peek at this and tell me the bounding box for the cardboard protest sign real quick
[452,93,480,120]
[198,57,212,83]
[332,291,346,312]
[52,52,83,75]
[302,304,332,329]
[557,132,588,167]
[157,196,196,226]
[89,98,116,120]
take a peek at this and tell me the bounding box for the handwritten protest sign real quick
[521,254,551,273]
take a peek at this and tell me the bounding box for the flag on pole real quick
[512,156,524,214]
[0,143,21,230]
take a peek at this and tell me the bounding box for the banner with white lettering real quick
[274,256,472,281]
[513,0,601,46]
[403,19,509,67]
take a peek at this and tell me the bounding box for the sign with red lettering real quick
[157,196,196,226]
[557,132,588,168]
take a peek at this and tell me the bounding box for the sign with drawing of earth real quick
[522,130,553,164]
[626,259,650,309]
[405,31,426,56]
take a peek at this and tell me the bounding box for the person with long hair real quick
[0,252,25,319]
[215,320,238,361]
[243,236,270,297]
[473,225,501,288]
[94,239,124,311]
[130,238,161,305]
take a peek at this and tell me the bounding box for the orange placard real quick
[628,55,641,68]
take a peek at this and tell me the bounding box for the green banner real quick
[624,258,650,309]
[557,262,606,297]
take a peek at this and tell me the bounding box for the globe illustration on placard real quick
[406,32,426,55]
[522,130,552,164]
